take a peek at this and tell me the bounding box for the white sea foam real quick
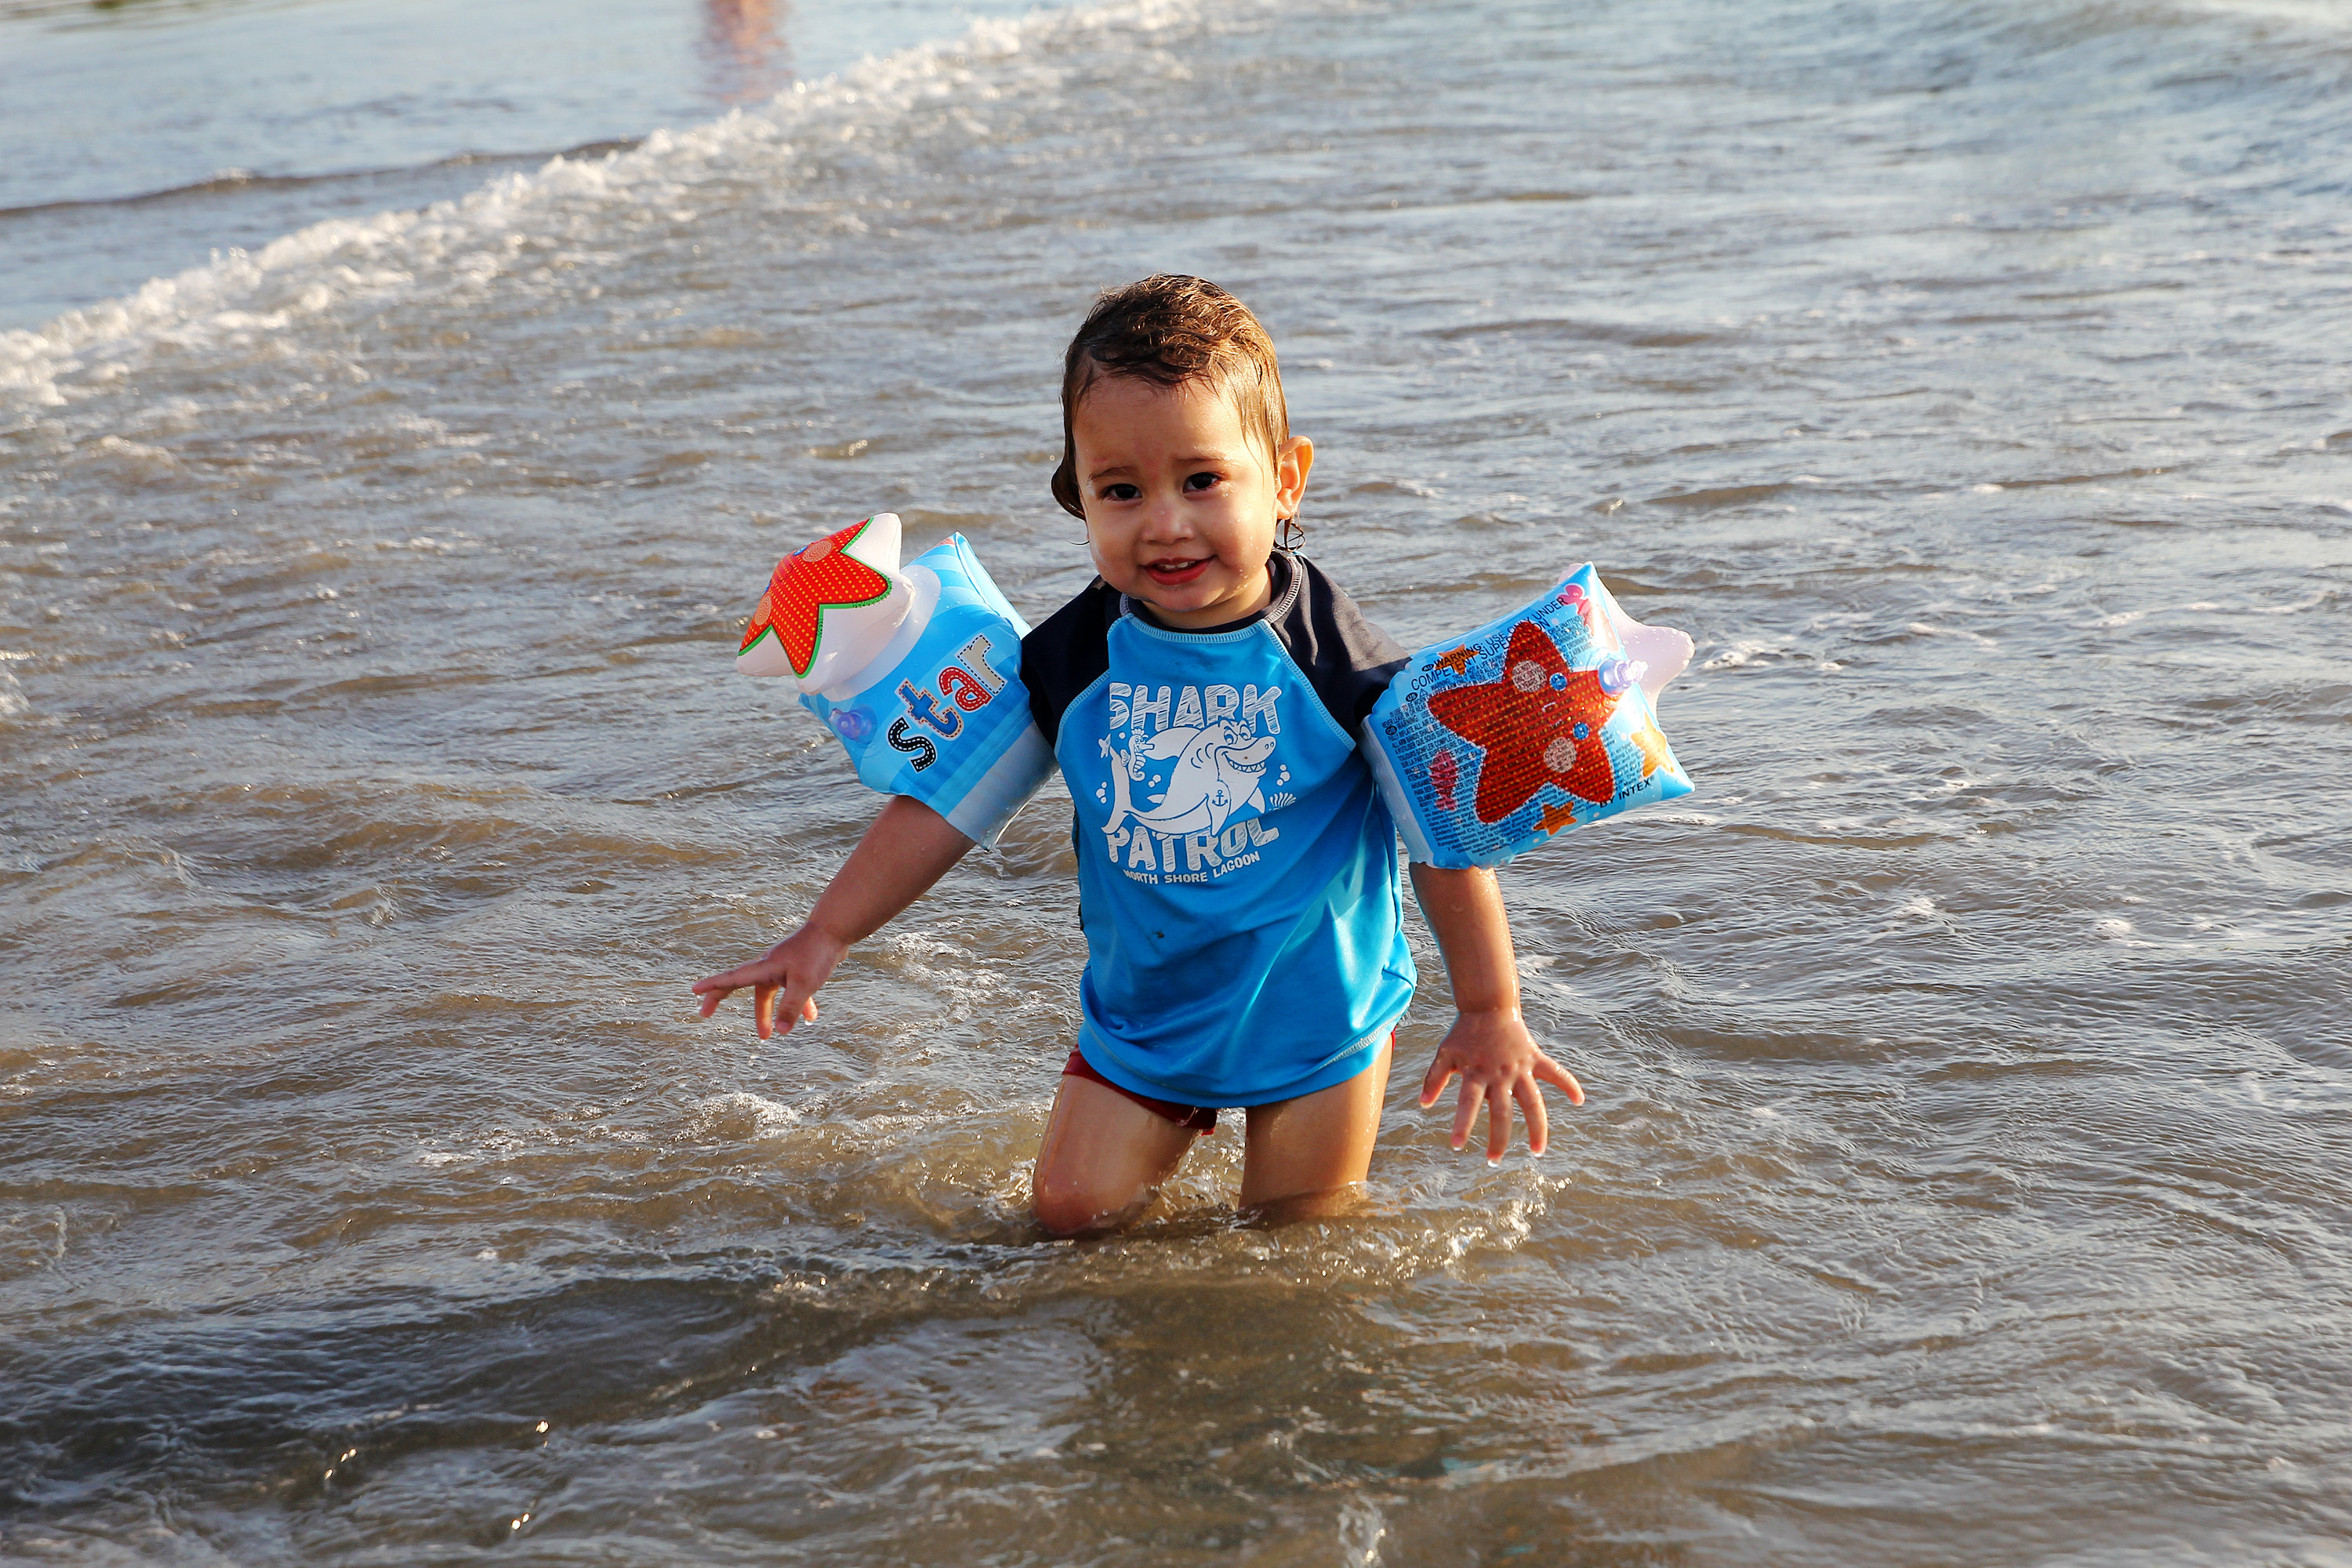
[2088,586,2334,630]
[1699,638,1791,670]
[2183,0,2352,32]
[0,0,1211,414]
[1906,620,1998,647]
[2245,587,2336,615]
[689,1089,806,1137]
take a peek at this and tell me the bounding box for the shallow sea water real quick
[4,0,2350,1562]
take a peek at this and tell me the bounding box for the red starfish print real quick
[1427,620,1619,822]
[740,518,893,678]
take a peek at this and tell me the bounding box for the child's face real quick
[1071,375,1312,630]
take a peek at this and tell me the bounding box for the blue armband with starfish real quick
[1360,564,1696,869]
[735,514,1054,847]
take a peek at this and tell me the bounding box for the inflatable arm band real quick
[1361,564,1695,869]
[735,514,1054,846]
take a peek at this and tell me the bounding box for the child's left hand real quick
[1419,1007,1583,1161]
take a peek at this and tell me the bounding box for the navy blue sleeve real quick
[1271,552,1410,736]
[1022,578,1117,750]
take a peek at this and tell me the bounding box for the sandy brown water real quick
[4,0,2350,1561]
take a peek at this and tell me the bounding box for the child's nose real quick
[1140,495,1192,539]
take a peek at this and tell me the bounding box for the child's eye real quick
[1102,482,1142,503]
[1184,471,1222,493]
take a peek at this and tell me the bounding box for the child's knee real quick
[1032,1174,1143,1238]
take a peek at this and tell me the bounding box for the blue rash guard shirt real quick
[1022,550,1417,1107]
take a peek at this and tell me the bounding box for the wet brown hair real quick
[1049,274,1290,522]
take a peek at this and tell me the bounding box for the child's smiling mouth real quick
[1144,557,1210,586]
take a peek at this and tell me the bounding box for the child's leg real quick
[1239,1039,1394,1220]
[1032,1073,1199,1237]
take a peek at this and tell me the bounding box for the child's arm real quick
[692,794,974,1039]
[1408,864,1584,1160]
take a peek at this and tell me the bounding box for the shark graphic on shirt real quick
[1106,720,1277,839]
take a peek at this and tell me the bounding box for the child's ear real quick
[1276,434,1313,517]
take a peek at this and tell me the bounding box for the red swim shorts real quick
[1060,1033,1396,1136]
[1061,1050,1218,1134]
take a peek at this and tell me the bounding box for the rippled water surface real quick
[5,0,2350,1561]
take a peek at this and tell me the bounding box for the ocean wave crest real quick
[0,0,1210,416]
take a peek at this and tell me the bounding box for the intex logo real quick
[886,633,1006,771]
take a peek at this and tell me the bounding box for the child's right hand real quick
[692,924,848,1040]
[690,796,975,1041]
